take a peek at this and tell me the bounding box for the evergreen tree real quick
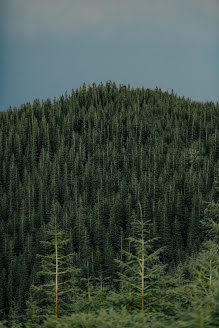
[26,201,80,325]
[115,202,164,311]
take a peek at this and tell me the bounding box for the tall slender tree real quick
[116,202,164,311]
[26,201,80,325]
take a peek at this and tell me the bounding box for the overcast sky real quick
[0,0,218,109]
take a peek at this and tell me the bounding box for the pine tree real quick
[26,201,80,325]
[115,202,164,311]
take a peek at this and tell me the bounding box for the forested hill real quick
[0,82,218,326]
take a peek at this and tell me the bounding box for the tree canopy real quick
[0,83,218,326]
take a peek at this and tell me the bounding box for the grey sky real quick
[1,0,218,109]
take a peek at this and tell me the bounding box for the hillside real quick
[0,82,218,327]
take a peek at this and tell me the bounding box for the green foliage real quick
[41,309,171,328]
[0,83,218,325]
[170,197,219,328]
[115,202,165,311]
[25,202,80,325]
[0,323,7,328]
[202,196,219,243]
[174,243,219,327]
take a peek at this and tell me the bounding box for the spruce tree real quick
[26,201,80,325]
[115,202,164,311]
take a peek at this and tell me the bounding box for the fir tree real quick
[26,201,80,325]
[115,202,165,311]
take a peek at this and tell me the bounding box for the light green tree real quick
[26,201,80,326]
[115,202,164,311]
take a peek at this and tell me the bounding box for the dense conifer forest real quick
[0,82,218,327]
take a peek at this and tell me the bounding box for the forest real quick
[0,82,218,327]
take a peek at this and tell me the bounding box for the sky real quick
[0,0,218,110]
